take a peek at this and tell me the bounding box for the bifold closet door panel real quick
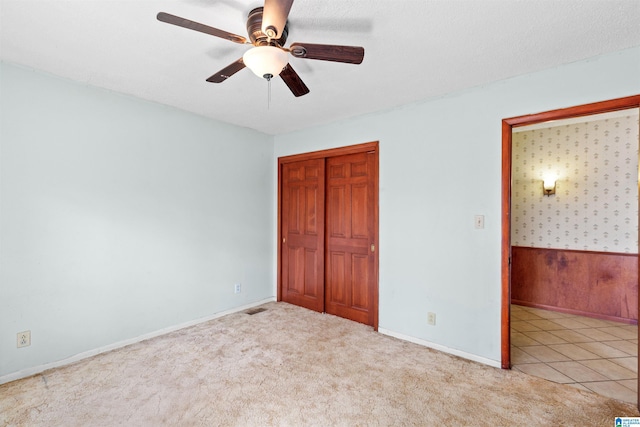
[280,159,325,312]
[325,152,376,326]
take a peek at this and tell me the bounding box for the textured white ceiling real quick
[1,0,639,135]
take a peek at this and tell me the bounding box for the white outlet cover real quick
[17,330,31,348]
[427,312,436,325]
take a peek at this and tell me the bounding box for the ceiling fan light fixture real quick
[243,46,289,80]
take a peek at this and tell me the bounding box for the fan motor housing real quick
[247,7,288,46]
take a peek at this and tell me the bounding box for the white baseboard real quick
[0,298,276,385]
[378,327,502,369]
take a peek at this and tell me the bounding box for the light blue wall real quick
[0,62,274,377]
[273,47,640,363]
[2,46,638,379]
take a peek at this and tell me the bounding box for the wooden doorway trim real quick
[277,141,380,330]
[501,95,640,371]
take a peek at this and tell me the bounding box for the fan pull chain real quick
[263,73,274,110]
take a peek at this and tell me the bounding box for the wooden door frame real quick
[501,96,640,378]
[277,141,380,330]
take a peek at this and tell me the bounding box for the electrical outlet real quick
[427,312,436,326]
[17,330,31,348]
[234,283,241,294]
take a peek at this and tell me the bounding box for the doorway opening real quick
[501,95,640,405]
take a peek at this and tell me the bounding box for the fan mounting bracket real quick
[247,7,288,46]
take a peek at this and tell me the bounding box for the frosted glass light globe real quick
[243,46,288,80]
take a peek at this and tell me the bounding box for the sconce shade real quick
[543,179,556,196]
[243,46,289,79]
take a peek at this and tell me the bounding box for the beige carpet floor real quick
[1,302,638,426]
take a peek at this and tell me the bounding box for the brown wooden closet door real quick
[325,152,376,326]
[281,159,325,312]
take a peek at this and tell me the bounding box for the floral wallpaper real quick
[511,111,640,253]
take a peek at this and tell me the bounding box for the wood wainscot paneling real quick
[511,246,638,324]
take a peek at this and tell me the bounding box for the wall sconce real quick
[543,179,556,196]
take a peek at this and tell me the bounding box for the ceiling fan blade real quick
[261,0,294,39]
[157,12,248,44]
[280,64,309,97]
[206,58,246,83]
[289,43,364,64]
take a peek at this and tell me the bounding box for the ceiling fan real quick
[157,0,365,97]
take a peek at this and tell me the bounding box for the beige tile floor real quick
[511,304,638,404]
